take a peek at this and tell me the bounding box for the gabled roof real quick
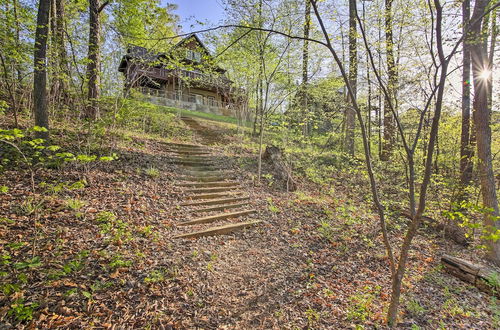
[118,33,225,73]
[173,34,211,55]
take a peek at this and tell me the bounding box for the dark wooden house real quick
[118,34,246,117]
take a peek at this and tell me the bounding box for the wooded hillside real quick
[0,0,499,328]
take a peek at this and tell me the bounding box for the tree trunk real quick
[386,0,448,324]
[345,0,357,157]
[33,0,51,138]
[470,0,500,265]
[301,0,311,136]
[364,1,371,155]
[487,8,497,111]
[13,0,22,82]
[85,0,103,119]
[381,0,396,161]
[460,0,473,188]
[262,145,297,191]
[54,0,70,105]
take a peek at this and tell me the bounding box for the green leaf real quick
[76,154,97,162]
[13,256,42,270]
[47,145,61,152]
[32,126,48,132]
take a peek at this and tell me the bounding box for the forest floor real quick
[0,115,499,329]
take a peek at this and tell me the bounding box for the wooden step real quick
[179,209,256,226]
[175,156,215,160]
[172,157,215,162]
[186,192,241,200]
[171,150,210,154]
[164,142,203,148]
[179,165,218,170]
[182,170,230,176]
[169,147,208,152]
[172,160,216,166]
[177,181,239,188]
[192,203,249,213]
[173,220,261,239]
[180,196,249,207]
[178,176,229,182]
[185,186,241,194]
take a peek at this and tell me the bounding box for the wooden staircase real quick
[167,119,261,239]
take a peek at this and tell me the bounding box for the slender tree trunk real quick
[364,1,371,154]
[33,0,51,138]
[12,0,22,82]
[253,82,259,136]
[487,8,497,111]
[377,9,383,159]
[381,0,396,161]
[345,0,357,156]
[55,0,69,104]
[257,109,265,183]
[301,0,311,136]
[85,0,105,119]
[460,0,473,188]
[470,0,500,265]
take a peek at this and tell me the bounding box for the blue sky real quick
[163,0,226,33]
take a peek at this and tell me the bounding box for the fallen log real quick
[441,254,500,296]
[400,210,470,246]
[262,145,297,192]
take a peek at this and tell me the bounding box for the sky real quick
[163,0,226,34]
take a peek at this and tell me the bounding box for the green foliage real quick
[13,256,42,270]
[40,180,86,195]
[144,167,160,178]
[262,173,275,187]
[113,0,178,50]
[485,271,500,292]
[7,299,39,322]
[109,96,191,138]
[318,220,335,242]
[407,298,426,316]
[136,225,156,238]
[109,254,132,270]
[0,100,8,115]
[267,197,280,213]
[490,297,500,328]
[305,307,320,327]
[18,197,44,216]
[62,250,89,275]
[64,198,86,211]
[442,201,500,245]
[96,211,132,244]
[144,269,166,283]
[1,253,11,266]
[346,286,381,322]
[0,127,116,172]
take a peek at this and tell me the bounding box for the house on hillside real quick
[118,34,246,117]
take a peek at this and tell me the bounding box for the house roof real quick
[173,34,211,55]
[118,33,225,73]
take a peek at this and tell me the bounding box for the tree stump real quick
[262,145,297,192]
[441,254,500,296]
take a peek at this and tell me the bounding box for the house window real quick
[186,50,202,62]
[207,96,216,106]
[194,94,203,105]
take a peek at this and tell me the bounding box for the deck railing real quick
[138,86,235,110]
